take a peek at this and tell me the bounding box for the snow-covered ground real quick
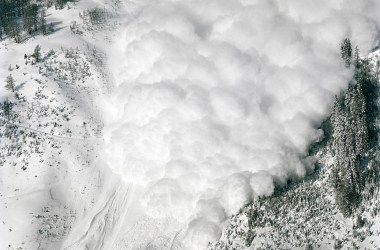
[101,1,380,249]
[0,2,111,249]
[2,0,380,250]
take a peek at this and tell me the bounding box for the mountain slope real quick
[209,48,380,250]
[0,1,120,249]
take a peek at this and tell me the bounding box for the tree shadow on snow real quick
[15,82,26,92]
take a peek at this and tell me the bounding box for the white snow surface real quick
[101,0,380,249]
[2,0,380,250]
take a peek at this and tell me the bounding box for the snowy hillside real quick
[209,49,380,250]
[0,1,117,249]
[2,0,380,250]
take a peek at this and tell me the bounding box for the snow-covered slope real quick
[209,49,380,250]
[101,1,380,249]
[0,1,116,249]
[2,1,380,250]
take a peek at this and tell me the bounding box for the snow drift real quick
[102,0,380,248]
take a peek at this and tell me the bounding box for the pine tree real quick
[341,38,352,67]
[39,8,47,35]
[55,0,67,10]
[8,18,21,43]
[331,80,369,216]
[354,46,360,70]
[33,44,41,62]
[2,99,13,117]
[23,4,34,34]
[0,1,52,40]
[5,74,15,92]
[353,83,368,155]
[332,96,347,168]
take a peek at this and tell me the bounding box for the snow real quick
[210,47,380,250]
[0,2,108,249]
[1,0,380,250]
[103,0,380,248]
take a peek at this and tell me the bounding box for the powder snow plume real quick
[101,0,380,248]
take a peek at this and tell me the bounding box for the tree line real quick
[0,0,71,42]
[331,38,380,216]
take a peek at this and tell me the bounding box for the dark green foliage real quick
[334,239,343,249]
[22,3,38,34]
[54,0,71,9]
[356,59,379,147]
[354,46,360,70]
[331,85,366,216]
[0,0,32,40]
[0,0,68,41]
[1,99,13,117]
[87,7,107,25]
[354,215,365,228]
[331,40,379,216]
[242,173,337,249]
[305,243,313,250]
[334,178,361,216]
[79,7,109,28]
[341,38,352,67]
[39,8,47,35]
[5,74,15,92]
[8,17,21,43]
[33,44,41,62]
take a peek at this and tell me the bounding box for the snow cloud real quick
[102,0,380,248]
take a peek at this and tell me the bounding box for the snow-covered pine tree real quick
[331,79,369,216]
[1,99,13,117]
[5,74,15,92]
[353,82,368,155]
[331,96,348,168]
[23,4,39,34]
[33,44,41,62]
[40,9,47,35]
[8,18,21,43]
[341,38,352,67]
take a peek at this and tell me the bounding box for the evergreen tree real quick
[33,44,41,62]
[55,0,67,9]
[39,8,47,35]
[2,99,13,117]
[331,80,369,216]
[23,4,37,34]
[341,38,352,67]
[5,74,15,92]
[0,0,60,41]
[352,83,368,154]
[357,58,378,146]
[354,46,360,70]
[8,18,21,43]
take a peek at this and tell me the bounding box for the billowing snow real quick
[1,0,380,249]
[102,0,380,249]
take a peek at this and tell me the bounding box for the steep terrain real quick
[0,1,119,249]
[2,1,380,250]
[209,49,380,250]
